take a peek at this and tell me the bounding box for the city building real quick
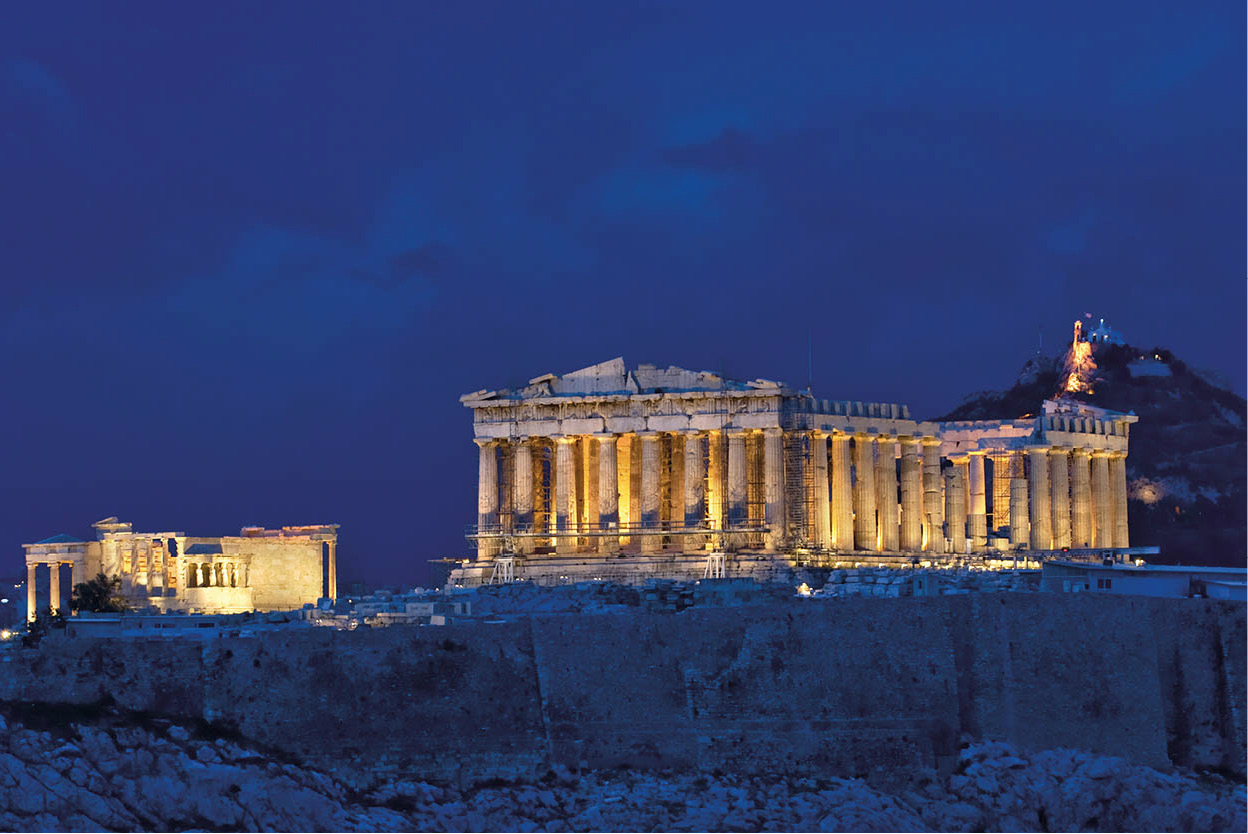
[449,358,1139,585]
[1041,560,1247,599]
[22,517,339,620]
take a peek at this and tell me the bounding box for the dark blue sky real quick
[2,1,1243,586]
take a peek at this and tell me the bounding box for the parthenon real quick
[453,358,1136,585]
[23,517,339,619]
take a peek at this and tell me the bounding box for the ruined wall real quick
[0,595,1241,787]
[231,540,322,610]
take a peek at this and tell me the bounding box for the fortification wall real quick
[0,595,1241,787]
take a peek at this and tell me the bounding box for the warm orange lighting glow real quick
[1061,320,1096,395]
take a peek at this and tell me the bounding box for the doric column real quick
[475,439,499,559]
[944,465,967,554]
[1027,447,1053,551]
[899,437,923,551]
[684,431,705,550]
[581,436,599,539]
[597,433,619,554]
[726,430,748,529]
[967,452,988,550]
[667,433,684,544]
[763,428,785,551]
[1070,448,1092,548]
[49,562,60,617]
[707,431,724,532]
[144,541,154,594]
[26,562,36,623]
[811,432,831,549]
[853,433,878,551]
[875,436,899,551]
[327,540,337,600]
[554,436,577,554]
[1091,450,1112,547]
[639,433,661,554]
[513,439,534,553]
[1111,452,1130,548]
[921,437,943,551]
[830,433,854,550]
[1009,471,1029,549]
[1049,448,1072,549]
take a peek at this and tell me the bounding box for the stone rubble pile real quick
[813,567,1038,599]
[1,708,1243,832]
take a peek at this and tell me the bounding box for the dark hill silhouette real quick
[933,343,1246,567]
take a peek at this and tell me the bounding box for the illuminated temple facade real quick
[453,358,1136,585]
[22,517,339,620]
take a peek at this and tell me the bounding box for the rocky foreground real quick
[0,707,1243,832]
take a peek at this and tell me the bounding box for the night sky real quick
[3,1,1243,587]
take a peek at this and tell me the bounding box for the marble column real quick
[639,433,661,554]
[327,540,337,600]
[967,452,988,550]
[944,466,966,554]
[707,431,724,532]
[921,437,943,551]
[899,437,923,551]
[554,436,577,554]
[49,562,60,617]
[811,432,831,549]
[1091,451,1112,548]
[597,434,619,553]
[830,433,854,550]
[581,437,599,540]
[763,428,785,551]
[144,541,154,594]
[1009,473,1029,549]
[667,433,684,544]
[726,430,748,531]
[513,439,533,553]
[683,431,705,550]
[1111,452,1130,548]
[875,436,899,551]
[1049,448,1072,550]
[475,439,499,559]
[1070,448,1092,548]
[71,557,85,592]
[26,563,36,622]
[1027,447,1053,551]
[853,434,878,551]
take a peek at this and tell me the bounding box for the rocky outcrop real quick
[0,706,1242,832]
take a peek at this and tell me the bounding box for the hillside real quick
[934,342,1246,567]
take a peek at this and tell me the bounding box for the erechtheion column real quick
[327,540,337,599]
[1110,452,1129,548]
[597,434,619,553]
[554,436,577,553]
[811,432,831,549]
[853,434,878,551]
[830,432,854,550]
[944,466,967,553]
[513,440,533,552]
[1027,447,1052,551]
[875,436,899,551]
[476,439,499,558]
[26,563,36,622]
[967,452,988,550]
[1049,448,1071,550]
[921,437,943,551]
[1091,451,1112,548]
[71,557,84,591]
[49,563,60,617]
[1070,448,1092,548]
[1009,471,1029,549]
[899,437,923,551]
[763,428,785,551]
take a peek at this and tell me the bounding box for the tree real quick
[71,573,127,614]
[21,606,65,647]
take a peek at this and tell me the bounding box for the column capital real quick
[921,435,940,447]
[1027,445,1051,455]
[473,437,496,448]
[1091,449,1113,459]
[724,428,748,439]
[948,454,970,464]
[591,432,618,440]
[635,430,660,441]
[550,434,577,444]
[966,448,987,456]
[762,426,783,437]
